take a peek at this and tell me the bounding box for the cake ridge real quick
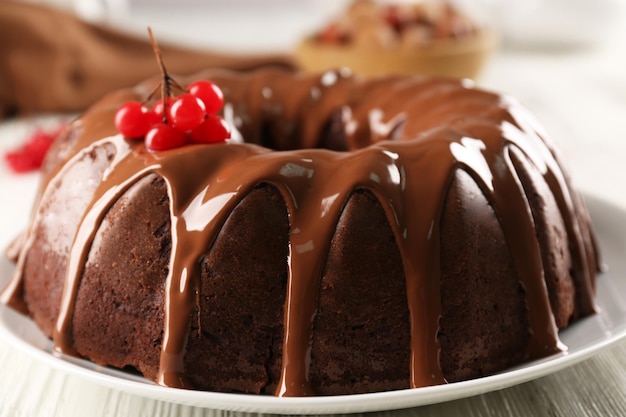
[503,104,597,316]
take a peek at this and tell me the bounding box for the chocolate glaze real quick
[1,68,598,396]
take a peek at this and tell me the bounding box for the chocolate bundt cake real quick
[1,68,598,396]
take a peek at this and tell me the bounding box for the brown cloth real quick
[0,1,295,118]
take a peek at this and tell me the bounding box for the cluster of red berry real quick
[4,124,65,173]
[114,79,231,151]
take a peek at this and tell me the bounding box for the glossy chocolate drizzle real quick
[1,68,597,396]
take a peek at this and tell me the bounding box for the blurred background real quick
[24,0,626,52]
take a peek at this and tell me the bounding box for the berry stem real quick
[148,28,187,123]
[148,27,173,124]
[145,83,161,103]
[114,29,229,150]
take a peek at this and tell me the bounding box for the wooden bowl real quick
[295,28,498,80]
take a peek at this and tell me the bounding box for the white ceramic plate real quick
[0,123,625,414]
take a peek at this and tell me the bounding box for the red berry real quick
[145,109,161,128]
[188,80,224,114]
[190,114,231,144]
[5,152,38,173]
[115,101,151,139]
[152,97,175,122]
[169,93,206,132]
[145,123,188,151]
[4,125,64,173]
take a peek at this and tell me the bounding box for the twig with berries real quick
[114,28,231,151]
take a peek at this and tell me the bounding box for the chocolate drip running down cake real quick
[1,68,598,396]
